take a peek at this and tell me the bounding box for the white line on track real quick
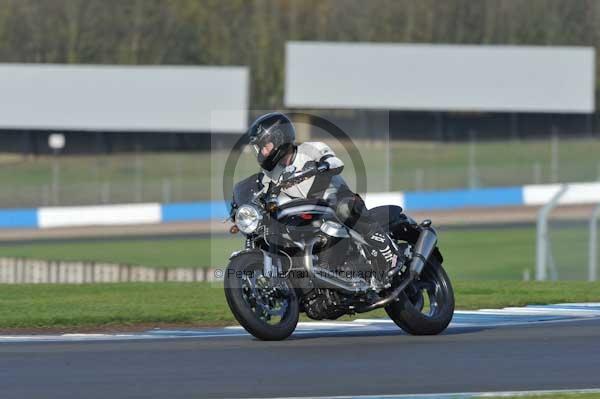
[256,387,600,399]
[1,303,600,343]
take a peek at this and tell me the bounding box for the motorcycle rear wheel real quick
[385,258,454,335]
[224,252,299,341]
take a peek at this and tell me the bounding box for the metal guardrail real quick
[536,184,568,281]
[535,186,600,282]
[589,202,600,282]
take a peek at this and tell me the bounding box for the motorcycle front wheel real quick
[385,257,454,335]
[224,251,299,341]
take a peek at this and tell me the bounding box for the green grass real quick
[1,225,595,329]
[0,283,230,329]
[0,281,599,330]
[1,137,599,207]
[440,226,536,280]
[452,280,600,309]
[1,225,594,280]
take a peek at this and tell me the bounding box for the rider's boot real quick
[334,190,400,288]
[364,227,400,287]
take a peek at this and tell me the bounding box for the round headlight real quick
[235,205,262,234]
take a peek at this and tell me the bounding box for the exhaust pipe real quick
[408,221,438,276]
[355,274,414,312]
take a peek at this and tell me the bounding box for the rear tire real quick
[224,252,299,341]
[385,258,454,335]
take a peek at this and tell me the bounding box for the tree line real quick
[0,0,597,109]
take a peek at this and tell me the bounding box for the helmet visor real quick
[252,132,276,164]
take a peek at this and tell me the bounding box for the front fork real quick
[262,250,279,278]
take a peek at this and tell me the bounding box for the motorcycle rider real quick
[246,112,399,287]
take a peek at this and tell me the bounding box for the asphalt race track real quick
[1,305,600,399]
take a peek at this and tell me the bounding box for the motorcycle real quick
[224,166,454,340]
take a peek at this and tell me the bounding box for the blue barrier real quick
[161,201,229,222]
[3,182,599,229]
[159,188,526,223]
[404,186,524,211]
[0,209,38,228]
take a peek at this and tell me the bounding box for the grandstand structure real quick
[0,64,249,153]
[0,43,596,154]
[285,42,596,140]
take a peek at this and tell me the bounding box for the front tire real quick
[385,258,454,335]
[224,252,299,341]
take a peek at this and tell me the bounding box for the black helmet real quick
[247,112,296,171]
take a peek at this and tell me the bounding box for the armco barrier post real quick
[536,184,568,281]
[589,202,600,282]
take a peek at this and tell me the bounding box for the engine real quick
[303,288,347,320]
[301,235,370,320]
[318,235,380,287]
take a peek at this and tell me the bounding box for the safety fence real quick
[1,137,599,208]
[536,185,600,281]
[0,257,223,284]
